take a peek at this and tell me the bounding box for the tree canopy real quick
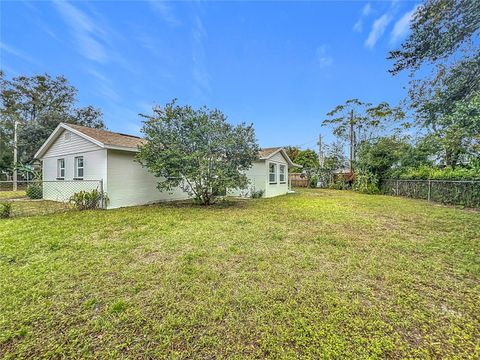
[0,73,104,172]
[388,0,480,167]
[137,100,260,205]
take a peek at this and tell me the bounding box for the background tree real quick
[294,149,319,170]
[322,99,403,172]
[388,0,480,167]
[0,73,105,172]
[137,100,260,205]
[323,140,347,171]
[284,146,300,163]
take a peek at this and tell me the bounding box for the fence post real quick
[428,180,431,202]
[99,179,105,209]
[396,180,399,196]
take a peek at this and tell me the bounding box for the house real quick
[228,147,301,198]
[35,123,299,209]
[34,123,190,209]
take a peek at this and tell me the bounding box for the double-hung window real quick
[57,158,65,180]
[74,156,84,179]
[269,163,277,184]
[279,165,286,184]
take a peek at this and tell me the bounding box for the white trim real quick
[62,124,105,148]
[74,156,84,179]
[259,148,301,168]
[104,144,140,152]
[279,164,286,184]
[57,158,65,179]
[34,123,139,159]
[269,162,277,184]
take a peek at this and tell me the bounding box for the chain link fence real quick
[0,180,105,218]
[381,179,480,208]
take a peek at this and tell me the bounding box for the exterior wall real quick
[106,150,190,209]
[264,152,289,198]
[41,128,107,202]
[43,128,100,158]
[42,151,107,202]
[227,161,267,197]
[229,152,290,198]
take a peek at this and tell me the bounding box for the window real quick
[64,132,71,142]
[57,158,65,179]
[269,163,277,184]
[279,165,286,183]
[74,156,84,179]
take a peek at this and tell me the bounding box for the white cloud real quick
[390,5,419,44]
[87,69,121,102]
[316,45,333,68]
[353,2,372,33]
[191,15,211,97]
[52,0,108,63]
[353,19,363,32]
[0,42,36,63]
[149,0,180,26]
[365,13,393,48]
[362,3,372,16]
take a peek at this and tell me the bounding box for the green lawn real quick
[1,189,479,358]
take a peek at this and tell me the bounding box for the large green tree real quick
[137,100,260,205]
[292,149,319,171]
[388,0,480,167]
[0,73,105,172]
[356,136,432,180]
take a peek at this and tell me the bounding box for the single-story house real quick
[35,123,299,209]
[227,147,300,198]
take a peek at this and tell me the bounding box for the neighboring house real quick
[228,147,301,198]
[35,123,299,209]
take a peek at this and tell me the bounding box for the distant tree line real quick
[288,0,479,193]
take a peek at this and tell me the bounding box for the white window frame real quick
[57,158,65,180]
[279,164,286,184]
[269,163,277,184]
[74,156,84,180]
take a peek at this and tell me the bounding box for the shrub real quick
[394,165,480,181]
[329,179,349,190]
[0,202,12,219]
[250,189,264,199]
[69,189,103,210]
[353,170,380,194]
[26,184,42,199]
[309,175,319,188]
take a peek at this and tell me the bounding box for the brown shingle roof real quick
[67,123,145,149]
[258,147,282,158]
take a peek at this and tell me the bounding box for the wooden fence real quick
[289,173,308,187]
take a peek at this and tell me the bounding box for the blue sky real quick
[1,0,419,149]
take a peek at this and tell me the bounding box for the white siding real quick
[228,161,267,197]
[229,152,291,199]
[43,128,100,158]
[106,150,190,209]
[264,152,289,197]
[42,149,107,202]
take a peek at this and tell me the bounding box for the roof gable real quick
[258,147,301,167]
[35,123,144,159]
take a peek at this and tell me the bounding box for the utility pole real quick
[317,133,324,168]
[13,119,18,191]
[349,109,354,174]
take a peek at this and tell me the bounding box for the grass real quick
[0,189,479,358]
[0,190,26,200]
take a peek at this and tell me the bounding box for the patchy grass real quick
[0,191,26,200]
[0,189,479,358]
